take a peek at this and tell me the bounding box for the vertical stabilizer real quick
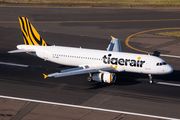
[18,17,49,46]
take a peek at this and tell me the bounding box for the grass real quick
[155,31,180,38]
[1,0,180,6]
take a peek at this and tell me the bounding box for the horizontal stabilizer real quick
[8,49,34,53]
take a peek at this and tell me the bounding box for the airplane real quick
[8,17,173,84]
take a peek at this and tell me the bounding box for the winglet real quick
[43,73,48,79]
[107,36,122,52]
[111,36,115,39]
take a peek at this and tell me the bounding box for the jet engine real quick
[92,72,116,83]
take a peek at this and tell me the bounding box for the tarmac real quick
[130,33,180,56]
[0,98,163,120]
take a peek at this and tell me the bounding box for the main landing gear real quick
[148,74,154,84]
[87,73,93,82]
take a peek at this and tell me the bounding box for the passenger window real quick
[160,63,162,66]
[157,63,159,66]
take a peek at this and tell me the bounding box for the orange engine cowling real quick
[92,72,116,83]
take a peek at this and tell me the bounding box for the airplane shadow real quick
[153,70,180,82]
[87,72,142,90]
[87,70,180,89]
[55,63,180,89]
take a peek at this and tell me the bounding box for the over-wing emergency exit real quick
[8,17,173,84]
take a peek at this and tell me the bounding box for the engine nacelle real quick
[92,72,116,83]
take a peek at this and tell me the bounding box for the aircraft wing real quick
[107,36,122,52]
[43,65,114,79]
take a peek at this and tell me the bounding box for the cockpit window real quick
[156,62,167,66]
[162,62,167,65]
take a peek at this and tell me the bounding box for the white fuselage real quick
[17,45,173,75]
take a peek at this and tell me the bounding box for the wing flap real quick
[48,69,98,78]
[44,65,114,79]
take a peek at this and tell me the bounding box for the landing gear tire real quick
[150,79,154,84]
[148,74,154,84]
[87,76,93,82]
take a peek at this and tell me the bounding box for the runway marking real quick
[125,27,180,58]
[137,80,180,87]
[161,54,180,58]
[0,21,10,23]
[0,95,179,120]
[0,61,29,67]
[10,102,39,120]
[2,19,180,24]
[155,81,180,87]
[1,5,180,10]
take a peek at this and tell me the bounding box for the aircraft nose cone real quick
[167,64,173,74]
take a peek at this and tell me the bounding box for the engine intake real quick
[92,72,116,83]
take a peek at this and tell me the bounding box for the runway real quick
[0,4,180,120]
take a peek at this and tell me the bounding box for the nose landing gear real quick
[149,74,154,84]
